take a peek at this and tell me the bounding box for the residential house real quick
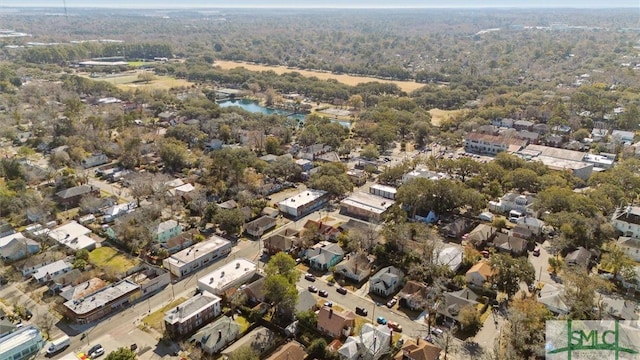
[0,223,14,238]
[517,130,540,144]
[466,261,494,286]
[537,283,569,315]
[545,134,565,147]
[295,286,318,314]
[532,123,549,135]
[164,291,222,338]
[278,189,329,218]
[266,341,307,360]
[611,130,634,144]
[189,316,240,355]
[305,242,344,272]
[295,159,313,172]
[152,220,182,243]
[601,296,639,321]
[334,253,373,283]
[47,269,83,294]
[55,184,100,208]
[436,288,480,324]
[81,154,109,169]
[244,277,266,304]
[297,143,332,161]
[340,192,395,222]
[490,233,528,256]
[48,221,97,251]
[263,230,300,256]
[217,199,238,210]
[162,229,197,254]
[617,237,640,262]
[477,125,499,135]
[14,252,66,277]
[435,246,463,272]
[513,120,534,131]
[221,326,278,358]
[0,318,16,338]
[591,128,609,142]
[612,206,640,238]
[465,224,497,248]
[338,323,392,360]
[565,247,592,267]
[259,154,279,163]
[369,266,404,297]
[32,260,72,283]
[397,281,434,311]
[317,306,355,339]
[402,168,448,184]
[515,217,545,236]
[442,218,475,239]
[511,225,533,240]
[492,118,514,128]
[346,169,367,186]
[317,151,341,163]
[394,338,442,360]
[488,192,535,216]
[303,220,340,242]
[102,202,136,223]
[245,216,277,238]
[0,233,40,262]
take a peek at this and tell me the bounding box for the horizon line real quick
[0,5,637,9]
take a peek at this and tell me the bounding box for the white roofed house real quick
[31,260,72,283]
[0,233,40,262]
[162,236,232,277]
[197,259,257,295]
[612,206,640,239]
[278,189,329,218]
[435,246,463,272]
[369,266,404,297]
[48,221,96,251]
[339,323,392,360]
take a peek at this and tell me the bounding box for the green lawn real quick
[235,315,251,333]
[88,246,140,274]
[127,61,152,67]
[142,297,187,333]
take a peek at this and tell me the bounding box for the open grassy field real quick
[79,71,194,91]
[88,246,140,274]
[428,108,466,127]
[214,60,426,93]
[142,297,187,333]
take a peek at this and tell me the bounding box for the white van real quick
[46,334,70,355]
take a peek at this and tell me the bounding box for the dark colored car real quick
[336,287,348,295]
[304,273,316,282]
[318,290,328,297]
[308,286,318,293]
[355,307,368,316]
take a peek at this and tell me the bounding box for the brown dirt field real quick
[429,108,466,127]
[214,60,426,93]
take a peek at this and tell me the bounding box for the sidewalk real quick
[472,308,505,354]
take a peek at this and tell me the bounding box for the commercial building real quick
[464,132,526,155]
[340,192,395,222]
[163,236,232,277]
[63,279,141,324]
[0,325,44,360]
[278,189,329,218]
[369,184,397,200]
[164,291,222,338]
[197,259,257,295]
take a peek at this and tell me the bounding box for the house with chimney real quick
[369,266,404,297]
[334,253,373,283]
[305,242,344,272]
[394,337,442,360]
[338,323,392,360]
[263,229,301,256]
[397,281,434,311]
[189,315,240,355]
[317,306,355,339]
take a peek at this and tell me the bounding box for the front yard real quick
[141,297,187,333]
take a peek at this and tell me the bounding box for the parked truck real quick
[46,334,70,356]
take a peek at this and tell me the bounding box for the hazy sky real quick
[1,0,639,8]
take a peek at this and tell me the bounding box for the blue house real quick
[305,242,344,272]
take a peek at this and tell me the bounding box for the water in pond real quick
[219,99,351,128]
